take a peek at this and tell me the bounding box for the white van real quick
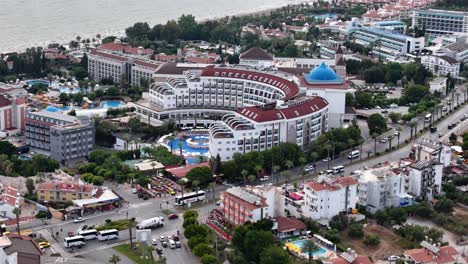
[332,165,345,174]
[348,150,360,159]
[169,239,176,249]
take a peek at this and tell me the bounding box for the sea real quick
[0,0,303,53]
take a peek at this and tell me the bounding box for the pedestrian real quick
[60,228,62,232]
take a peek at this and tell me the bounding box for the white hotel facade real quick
[133,63,331,161]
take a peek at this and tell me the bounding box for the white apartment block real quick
[411,139,452,167]
[407,160,443,202]
[357,166,410,213]
[412,9,468,36]
[428,77,448,96]
[302,176,358,221]
[421,54,460,77]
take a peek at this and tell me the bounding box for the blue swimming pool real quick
[59,87,83,94]
[292,240,327,256]
[27,80,50,86]
[167,136,209,158]
[313,13,337,20]
[44,105,71,112]
[99,100,124,108]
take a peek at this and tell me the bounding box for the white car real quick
[388,256,400,261]
[73,217,85,223]
[151,238,158,245]
[159,236,166,242]
[304,164,314,172]
[322,157,331,162]
[380,138,388,143]
[132,189,137,194]
[259,176,270,181]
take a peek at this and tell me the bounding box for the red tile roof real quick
[166,162,210,179]
[0,95,12,108]
[405,246,460,264]
[4,234,43,256]
[134,59,161,69]
[236,97,328,123]
[99,42,153,55]
[37,182,94,193]
[275,217,306,232]
[240,47,274,61]
[201,66,299,100]
[89,49,128,62]
[306,176,358,192]
[185,57,215,64]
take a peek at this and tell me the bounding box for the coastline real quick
[0,0,305,54]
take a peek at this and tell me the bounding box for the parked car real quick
[259,176,270,181]
[38,242,50,248]
[380,138,388,143]
[132,189,137,194]
[169,239,176,249]
[388,256,400,261]
[168,214,179,220]
[175,241,181,248]
[156,248,163,255]
[151,238,158,245]
[73,217,85,223]
[304,164,314,172]
[162,241,168,248]
[159,236,166,242]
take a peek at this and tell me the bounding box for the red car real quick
[168,214,179,220]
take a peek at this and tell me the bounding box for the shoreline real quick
[0,1,305,54]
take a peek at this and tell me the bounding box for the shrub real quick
[183,210,198,220]
[188,236,208,250]
[183,217,198,228]
[201,254,217,264]
[193,243,212,257]
[105,219,111,224]
[363,234,380,246]
[184,224,207,239]
[348,224,364,238]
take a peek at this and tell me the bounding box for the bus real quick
[64,235,85,248]
[332,165,345,174]
[97,229,119,241]
[78,229,98,240]
[175,191,206,206]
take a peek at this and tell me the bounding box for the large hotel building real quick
[412,9,468,36]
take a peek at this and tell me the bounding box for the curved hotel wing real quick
[133,64,330,160]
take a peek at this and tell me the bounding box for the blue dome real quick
[308,62,338,81]
[45,106,59,112]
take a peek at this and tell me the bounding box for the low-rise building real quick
[404,241,467,264]
[239,47,274,68]
[25,110,95,164]
[357,166,410,213]
[0,234,42,264]
[410,139,452,167]
[443,39,468,63]
[408,160,443,202]
[302,176,358,221]
[36,182,94,203]
[422,55,460,77]
[428,77,448,96]
[272,217,306,239]
[327,251,372,264]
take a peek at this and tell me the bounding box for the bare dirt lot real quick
[340,222,404,261]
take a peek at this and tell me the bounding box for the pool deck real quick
[284,237,337,261]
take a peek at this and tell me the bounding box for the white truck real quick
[137,217,164,229]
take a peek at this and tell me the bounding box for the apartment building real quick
[410,139,452,166]
[443,40,468,63]
[219,187,270,225]
[0,234,42,264]
[25,111,95,164]
[0,93,26,137]
[421,53,460,77]
[36,182,94,203]
[357,166,410,213]
[239,47,275,68]
[412,9,468,36]
[302,176,358,221]
[370,20,407,33]
[408,160,443,202]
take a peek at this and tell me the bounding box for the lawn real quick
[96,219,136,231]
[113,243,158,264]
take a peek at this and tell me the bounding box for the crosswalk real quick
[70,241,126,256]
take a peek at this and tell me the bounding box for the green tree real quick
[243,230,274,263]
[0,141,17,157]
[354,92,373,108]
[301,240,319,263]
[375,210,389,225]
[363,66,385,83]
[345,93,355,107]
[260,245,290,264]
[434,198,454,214]
[201,254,218,264]
[388,112,401,123]
[109,254,121,264]
[449,133,457,145]
[363,234,380,246]
[405,85,430,103]
[367,113,387,135]
[185,166,213,187]
[193,243,212,257]
[348,224,364,238]
[26,178,35,195]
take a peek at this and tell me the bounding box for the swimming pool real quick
[27,80,50,86]
[99,100,125,108]
[59,87,83,94]
[288,240,327,256]
[167,136,209,158]
[44,105,71,112]
[313,13,337,20]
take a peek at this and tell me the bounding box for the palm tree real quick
[273,165,280,184]
[254,165,263,177]
[388,135,394,150]
[178,179,186,199]
[396,127,402,147]
[12,207,21,235]
[208,182,216,201]
[109,254,121,264]
[309,152,318,174]
[357,138,365,160]
[128,217,136,249]
[248,175,256,183]
[371,132,379,154]
[241,170,249,184]
[409,121,417,140]
[285,160,294,170]
[192,180,200,201]
[166,136,174,153]
[301,240,319,264]
[178,140,183,157]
